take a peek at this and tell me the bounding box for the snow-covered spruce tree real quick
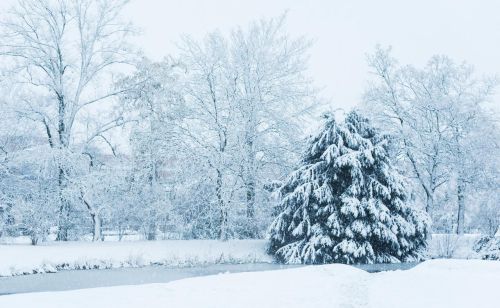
[268,111,429,264]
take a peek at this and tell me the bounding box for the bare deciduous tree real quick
[230,16,315,236]
[364,46,498,234]
[0,0,136,240]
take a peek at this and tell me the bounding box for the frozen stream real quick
[0,262,419,295]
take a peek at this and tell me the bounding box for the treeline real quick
[364,47,499,236]
[0,0,498,245]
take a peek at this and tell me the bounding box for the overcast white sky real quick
[123,0,500,110]
[2,0,500,110]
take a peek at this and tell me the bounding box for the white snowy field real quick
[0,240,272,276]
[0,259,498,308]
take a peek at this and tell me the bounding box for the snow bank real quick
[0,259,498,308]
[2,234,497,277]
[370,259,500,308]
[0,240,272,277]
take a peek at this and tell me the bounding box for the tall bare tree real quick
[179,33,238,240]
[364,46,497,234]
[230,16,315,236]
[0,0,135,240]
[177,17,316,239]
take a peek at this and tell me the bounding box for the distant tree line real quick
[0,0,497,245]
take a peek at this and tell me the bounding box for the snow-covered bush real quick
[268,112,430,264]
[471,194,500,237]
[473,236,500,260]
[11,196,56,245]
[431,233,461,258]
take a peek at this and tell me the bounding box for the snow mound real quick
[0,260,498,308]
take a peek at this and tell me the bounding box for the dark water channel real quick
[0,262,419,295]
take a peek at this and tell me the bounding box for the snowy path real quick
[1,260,497,308]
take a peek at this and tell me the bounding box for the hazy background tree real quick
[363,46,498,234]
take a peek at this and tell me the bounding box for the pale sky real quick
[1,0,500,110]
[123,0,500,110]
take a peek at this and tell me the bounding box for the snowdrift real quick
[0,259,498,308]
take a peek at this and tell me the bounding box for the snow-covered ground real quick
[427,233,482,259]
[369,259,500,308]
[0,259,498,308]
[1,234,497,277]
[0,240,272,277]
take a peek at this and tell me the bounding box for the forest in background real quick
[0,0,498,245]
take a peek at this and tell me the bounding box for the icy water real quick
[0,262,419,295]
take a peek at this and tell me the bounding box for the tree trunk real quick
[146,221,157,240]
[243,137,258,238]
[245,178,259,238]
[456,178,466,235]
[30,234,39,246]
[245,179,255,219]
[82,196,102,242]
[425,193,433,214]
[56,93,70,241]
[118,224,124,241]
[216,169,228,241]
[56,167,70,241]
[91,212,102,242]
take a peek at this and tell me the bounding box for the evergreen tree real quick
[268,111,429,264]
